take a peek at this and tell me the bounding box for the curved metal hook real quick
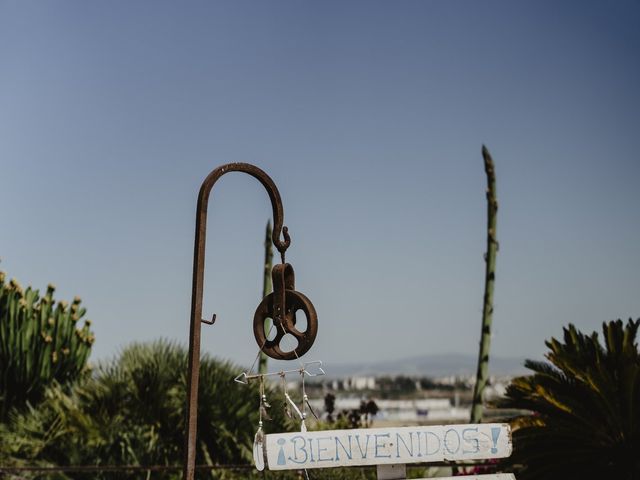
[183,163,290,480]
[196,163,290,258]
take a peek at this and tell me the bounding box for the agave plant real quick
[0,270,94,420]
[500,318,640,480]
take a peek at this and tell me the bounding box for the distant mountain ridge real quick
[315,353,530,378]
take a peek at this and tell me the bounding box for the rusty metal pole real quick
[182,163,291,480]
[258,221,274,375]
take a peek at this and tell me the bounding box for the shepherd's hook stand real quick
[182,163,318,480]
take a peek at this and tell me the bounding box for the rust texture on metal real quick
[253,263,318,360]
[182,163,318,480]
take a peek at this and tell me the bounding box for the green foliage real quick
[0,271,94,420]
[500,318,640,480]
[2,340,289,479]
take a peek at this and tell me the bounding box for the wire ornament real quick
[252,376,268,471]
[234,361,325,473]
[234,361,325,385]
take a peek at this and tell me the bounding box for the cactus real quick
[470,145,499,423]
[0,270,94,420]
[258,221,274,374]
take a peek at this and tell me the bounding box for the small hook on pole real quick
[183,163,297,480]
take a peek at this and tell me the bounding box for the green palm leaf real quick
[499,318,640,480]
[3,340,289,479]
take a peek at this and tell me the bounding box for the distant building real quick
[308,397,469,424]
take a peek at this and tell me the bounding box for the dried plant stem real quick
[470,145,499,424]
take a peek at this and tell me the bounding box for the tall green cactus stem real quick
[0,270,94,420]
[258,221,274,374]
[470,145,498,423]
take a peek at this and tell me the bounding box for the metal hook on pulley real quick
[183,163,319,480]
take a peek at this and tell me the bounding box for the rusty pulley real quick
[184,163,320,480]
[253,263,318,360]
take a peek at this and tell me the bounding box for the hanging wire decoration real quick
[234,345,325,472]
[233,361,326,385]
[182,163,320,480]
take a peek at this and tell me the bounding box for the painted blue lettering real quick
[462,427,480,454]
[444,428,461,455]
[288,436,308,464]
[316,436,333,462]
[395,432,414,458]
[374,433,391,458]
[276,438,287,465]
[490,427,501,454]
[335,435,353,461]
[354,434,371,458]
[425,431,440,456]
[307,438,315,462]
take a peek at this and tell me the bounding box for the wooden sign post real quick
[262,423,514,479]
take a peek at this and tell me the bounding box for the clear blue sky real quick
[1,1,639,369]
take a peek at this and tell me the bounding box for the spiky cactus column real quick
[0,270,94,420]
[470,145,498,423]
[258,221,274,374]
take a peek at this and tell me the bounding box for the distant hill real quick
[313,353,530,378]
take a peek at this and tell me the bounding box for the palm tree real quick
[499,318,640,480]
[3,340,288,479]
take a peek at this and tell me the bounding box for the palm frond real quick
[502,318,640,480]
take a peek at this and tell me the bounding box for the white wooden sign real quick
[415,475,515,480]
[264,423,511,470]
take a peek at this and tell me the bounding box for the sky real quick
[1,1,639,372]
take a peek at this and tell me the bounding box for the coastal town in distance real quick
[280,353,528,426]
